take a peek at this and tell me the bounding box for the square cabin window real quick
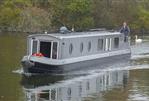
[114,37,119,48]
[97,39,103,51]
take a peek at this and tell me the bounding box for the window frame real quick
[69,43,73,55]
[38,40,59,59]
[88,41,91,52]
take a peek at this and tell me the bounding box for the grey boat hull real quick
[22,53,131,74]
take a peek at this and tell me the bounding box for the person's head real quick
[123,22,127,26]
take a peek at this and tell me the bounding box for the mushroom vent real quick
[60,26,69,34]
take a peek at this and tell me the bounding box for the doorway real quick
[40,41,51,58]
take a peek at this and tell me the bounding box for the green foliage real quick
[0,0,149,32]
[18,7,51,32]
[0,0,51,32]
[67,0,91,15]
[137,8,149,30]
[0,4,20,31]
[0,0,31,31]
[130,1,149,32]
[66,0,94,31]
[49,0,94,31]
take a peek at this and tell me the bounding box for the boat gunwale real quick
[22,49,131,66]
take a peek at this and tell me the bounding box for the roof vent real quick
[60,26,70,34]
[44,31,48,34]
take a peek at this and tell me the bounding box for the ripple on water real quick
[128,93,149,101]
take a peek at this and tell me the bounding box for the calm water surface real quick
[0,33,149,101]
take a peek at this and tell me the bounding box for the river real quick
[0,33,149,101]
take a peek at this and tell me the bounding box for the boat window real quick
[32,40,38,54]
[88,41,91,52]
[67,88,71,100]
[86,81,90,90]
[80,42,83,53]
[50,89,56,100]
[124,36,128,42]
[39,90,49,100]
[67,88,71,96]
[79,83,82,96]
[97,39,103,51]
[52,42,58,59]
[69,43,73,54]
[114,37,119,48]
[40,41,51,58]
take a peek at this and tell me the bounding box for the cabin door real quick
[39,41,58,59]
[40,41,52,58]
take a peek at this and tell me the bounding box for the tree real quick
[0,0,52,32]
[66,0,94,31]
[136,8,149,30]
[0,0,149,33]
[0,0,31,31]
[92,0,115,29]
[49,0,94,31]
[18,6,51,32]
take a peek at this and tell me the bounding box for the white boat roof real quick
[29,31,121,39]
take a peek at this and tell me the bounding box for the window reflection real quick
[23,70,129,101]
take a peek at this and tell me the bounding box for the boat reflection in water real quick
[21,70,129,101]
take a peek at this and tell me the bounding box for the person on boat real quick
[120,22,130,42]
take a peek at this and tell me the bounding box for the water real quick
[0,33,149,101]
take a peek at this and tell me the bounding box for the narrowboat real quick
[21,28,131,73]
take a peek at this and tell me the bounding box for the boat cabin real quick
[27,31,129,60]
